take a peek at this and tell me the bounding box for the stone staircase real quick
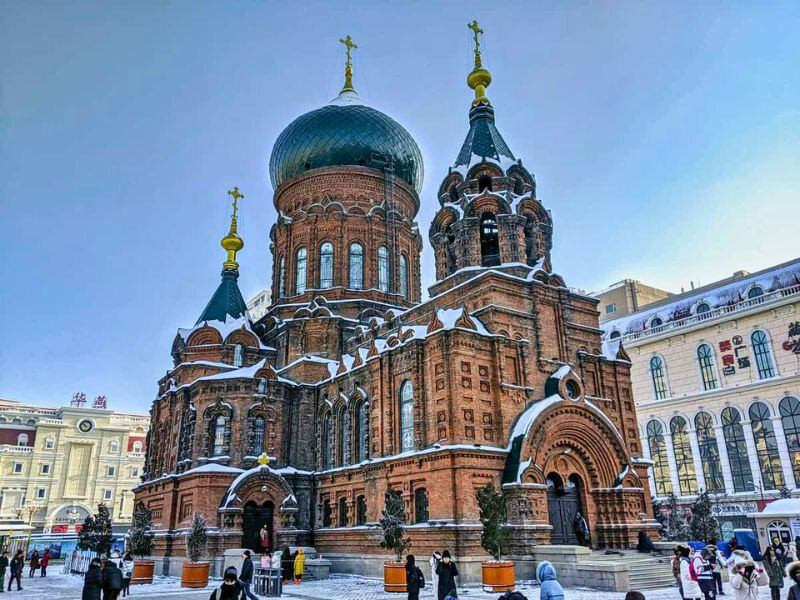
[589,550,676,590]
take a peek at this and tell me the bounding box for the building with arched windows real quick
[600,259,800,538]
[134,28,659,584]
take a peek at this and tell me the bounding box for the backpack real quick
[416,566,425,588]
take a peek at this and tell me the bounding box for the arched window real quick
[356,495,367,525]
[609,330,621,340]
[414,488,429,524]
[670,416,697,495]
[751,330,776,379]
[295,247,307,294]
[354,400,369,463]
[748,286,764,299]
[478,174,492,192]
[349,243,364,290]
[319,242,334,289]
[479,212,500,266]
[646,420,672,496]
[321,412,333,470]
[338,497,348,527]
[649,316,664,328]
[210,415,230,456]
[233,344,244,367]
[445,225,456,272]
[250,416,266,455]
[696,302,711,315]
[322,499,332,527]
[748,402,784,490]
[695,412,724,493]
[779,397,800,484]
[377,246,389,292]
[17,433,28,447]
[400,380,414,452]
[697,344,718,390]
[338,406,350,467]
[721,407,754,492]
[133,440,143,453]
[109,440,119,453]
[650,356,668,400]
[399,255,408,299]
[278,257,285,297]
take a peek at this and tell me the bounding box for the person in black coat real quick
[8,550,23,591]
[239,550,259,600]
[405,554,424,600]
[83,558,103,600]
[281,547,294,583]
[435,550,459,600]
[210,568,246,600]
[102,559,124,600]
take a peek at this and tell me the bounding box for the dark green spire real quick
[195,269,249,325]
[454,103,515,169]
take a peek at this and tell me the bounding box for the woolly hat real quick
[787,561,800,579]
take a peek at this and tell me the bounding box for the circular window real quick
[565,380,581,399]
[77,419,94,433]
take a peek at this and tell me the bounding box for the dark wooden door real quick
[242,501,274,552]
[547,487,580,545]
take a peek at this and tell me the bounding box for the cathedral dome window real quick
[233,344,244,367]
[479,212,500,267]
[349,243,364,289]
[319,242,334,289]
[295,247,307,294]
[278,256,286,297]
[250,416,266,455]
[210,415,230,456]
[354,400,369,462]
[337,405,350,467]
[399,255,409,299]
[400,380,414,452]
[321,409,333,470]
[356,495,367,525]
[338,497,348,527]
[478,175,492,192]
[377,246,389,293]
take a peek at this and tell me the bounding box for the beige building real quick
[602,259,800,538]
[593,279,673,323]
[246,289,271,321]
[0,398,149,533]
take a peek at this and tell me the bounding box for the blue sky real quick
[1,1,798,413]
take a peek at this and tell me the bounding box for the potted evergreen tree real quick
[379,489,411,593]
[181,513,210,588]
[476,483,514,592]
[129,502,156,585]
[689,491,721,545]
[78,503,115,556]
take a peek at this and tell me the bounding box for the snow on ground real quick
[8,571,212,599]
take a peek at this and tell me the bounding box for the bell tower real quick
[429,21,553,286]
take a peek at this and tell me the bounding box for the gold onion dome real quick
[467,20,492,106]
[221,187,244,271]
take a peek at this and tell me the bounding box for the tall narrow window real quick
[377,246,389,292]
[295,247,307,294]
[349,243,364,290]
[650,356,668,400]
[319,242,334,289]
[670,416,697,495]
[356,495,367,525]
[251,416,265,455]
[414,488,429,523]
[400,380,414,452]
[338,406,350,467]
[322,499,332,528]
[749,402,784,490]
[646,420,673,496]
[399,255,409,299]
[233,344,244,367]
[721,407,754,492]
[278,257,285,297]
[695,412,724,493]
[354,401,369,463]
[338,497,348,527]
[697,344,718,390]
[479,212,500,266]
[751,330,775,379]
[321,411,333,470]
[779,397,800,483]
[211,415,229,456]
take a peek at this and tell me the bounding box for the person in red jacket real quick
[40,549,51,577]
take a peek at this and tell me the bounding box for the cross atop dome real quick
[467,20,492,106]
[339,34,358,93]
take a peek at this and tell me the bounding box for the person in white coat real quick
[271,549,282,575]
[730,560,768,600]
[679,545,703,600]
[429,551,441,597]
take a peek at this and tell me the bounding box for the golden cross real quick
[227,186,244,220]
[468,20,484,54]
[339,34,357,68]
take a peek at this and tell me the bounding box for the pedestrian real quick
[209,567,246,600]
[270,548,281,574]
[40,548,51,577]
[405,554,424,600]
[7,550,23,591]
[293,548,305,584]
[730,560,768,600]
[429,551,442,595]
[573,512,590,547]
[120,553,134,597]
[789,541,798,563]
[261,551,271,569]
[536,560,564,600]
[280,547,294,584]
[763,547,785,600]
[28,550,40,578]
[671,546,684,599]
[694,547,716,600]
[773,538,788,567]
[788,561,800,600]
[795,537,800,562]
[708,545,725,596]
[83,558,103,600]
[626,592,646,600]
[435,550,459,600]
[239,550,258,600]
[103,556,124,600]
[678,544,702,600]
[637,531,654,554]
[0,550,8,592]
[726,545,753,573]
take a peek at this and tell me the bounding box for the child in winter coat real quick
[787,561,800,600]
[536,560,564,600]
[293,548,305,584]
[730,560,768,600]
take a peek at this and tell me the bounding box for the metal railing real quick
[619,283,800,344]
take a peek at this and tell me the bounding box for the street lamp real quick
[746,480,766,504]
[15,504,39,553]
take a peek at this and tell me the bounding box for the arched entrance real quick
[242,501,274,552]
[546,473,584,545]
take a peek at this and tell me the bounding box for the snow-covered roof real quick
[751,498,800,517]
[181,463,245,476]
[177,314,271,350]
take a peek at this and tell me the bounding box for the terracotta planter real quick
[384,561,407,593]
[131,560,154,585]
[481,560,515,593]
[181,561,210,588]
